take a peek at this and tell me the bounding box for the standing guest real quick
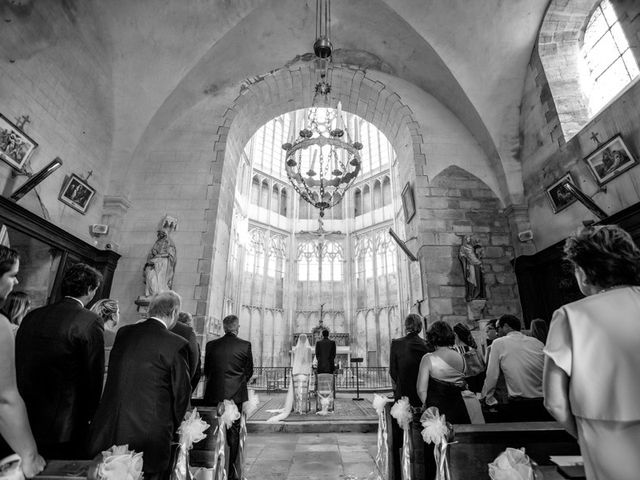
[16,263,103,459]
[0,246,46,478]
[89,291,191,480]
[481,314,549,421]
[453,322,485,393]
[544,225,640,480]
[529,318,548,345]
[417,321,470,480]
[389,314,432,480]
[0,291,30,335]
[172,311,202,392]
[204,315,253,480]
[315,329,336,374]
[90,299,119,372]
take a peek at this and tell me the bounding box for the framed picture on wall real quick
[584,134,638,186]
[0,113,38,171]
[59,174,96,214]
[546,173,578,214]
[401,182,416,223]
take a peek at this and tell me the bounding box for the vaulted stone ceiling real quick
[1,0,550,205]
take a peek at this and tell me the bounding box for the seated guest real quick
[529,318,548,345]
[16,263,104,459]
[389,313,432,479]
[171,311,202,392]
[89,291,191,480]
[544,225,640,480]
[0,246,46,478]
[481,314,550,422]
[0,291,30,335]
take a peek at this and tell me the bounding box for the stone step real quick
[247,419,377,434]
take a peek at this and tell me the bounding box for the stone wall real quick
[522,0,640,250]
[0,2,112,242]
[416,166,521,326]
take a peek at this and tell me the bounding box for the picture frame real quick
[0,113,38,171]
[546,173,578,214]
[401,182,416,223]
[58,174,96,214]
[583,134,638,186]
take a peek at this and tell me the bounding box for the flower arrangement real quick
[420,407,454,480]
[370,394,393,480]
[89,445,143,480]
[390,397,413,480]
[171,409,210,480]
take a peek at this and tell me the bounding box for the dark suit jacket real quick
[203,332,253,405]
[88,319,191,475]
[315,337,336,374]
[389,332,433,407]
[15,298,104,454]
[171,321,202,392]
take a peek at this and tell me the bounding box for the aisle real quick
[244,432,378,480]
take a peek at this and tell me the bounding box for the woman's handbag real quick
[462,348,485,377]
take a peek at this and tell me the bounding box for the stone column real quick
[99,195,132,253]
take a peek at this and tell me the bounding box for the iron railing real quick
[248,366,391,391]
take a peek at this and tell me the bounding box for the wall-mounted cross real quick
[590,131,601,145]
[15,115,31,130]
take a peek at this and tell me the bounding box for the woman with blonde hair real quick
[544,225,640,480]
[90,298,119,371]
[0,291,30,335]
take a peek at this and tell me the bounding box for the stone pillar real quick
[99,195,131,253]
[503,204,536,257]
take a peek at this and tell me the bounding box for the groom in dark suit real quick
[88,291,191,480]
[204,315,253,480]
[16,263,104,459]
[315,329,336,374]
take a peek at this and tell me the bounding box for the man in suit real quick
[315,329,336,374]
[88,291,191,480]
[172,311,202,392]
[389,313,433,480]
[16,263,104,459]
[204,315,253,480]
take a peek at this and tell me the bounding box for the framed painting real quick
[0,113,38,171]
[546,173,578,214]
[584,134,638,186]
[401,182,416,223]
[59,174,96,214]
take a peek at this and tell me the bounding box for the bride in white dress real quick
[266,334,314,422]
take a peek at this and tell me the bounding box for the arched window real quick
[280,188,288,216]
[271,185,279,214]
[354,188,362,217]
[581,0,639,115]
[362,185,371,214]
[250,176,260,205]
[382,176,391,206]
[373,179,382,210]
[261,180,269,208]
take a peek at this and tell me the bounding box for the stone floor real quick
[243,432,379,480]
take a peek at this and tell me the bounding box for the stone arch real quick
[198,64,427,329]
[537,0,599,140]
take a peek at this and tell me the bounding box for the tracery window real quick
[582,0,639,115]
[296,239,344,310]
[242,227,266,305]
[353,231,397,308]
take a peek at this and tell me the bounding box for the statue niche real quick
[138,215,178,304]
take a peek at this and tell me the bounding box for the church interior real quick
[1,0,640,478]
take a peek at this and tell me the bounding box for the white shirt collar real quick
[64,296,84,308]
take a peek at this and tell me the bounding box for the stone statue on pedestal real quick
[139,215,178,302]
[459,235,486,302]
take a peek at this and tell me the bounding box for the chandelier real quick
[282,0,363,218]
